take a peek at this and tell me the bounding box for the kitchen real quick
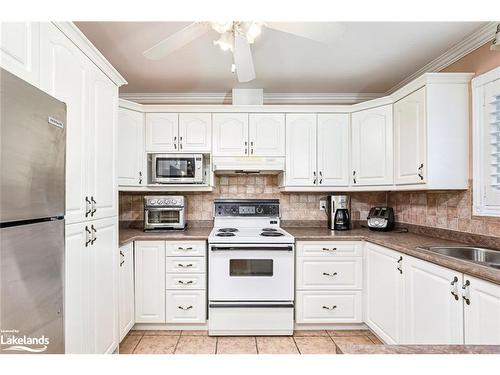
[1,3,500,369]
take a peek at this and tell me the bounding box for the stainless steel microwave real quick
[150,154,204,184]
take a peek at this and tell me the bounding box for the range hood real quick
[213,157,285,174]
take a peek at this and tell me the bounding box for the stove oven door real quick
[208,244,294,301]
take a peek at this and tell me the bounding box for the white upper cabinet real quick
[364,243,404,344]
[249,113,285,156]
[351,104,393,186]
[403,255,463,344]
[394,87,426,185]
[317,114,349,186]
[40,22,89,224]
[0,22,40,87]
[463,275,500,345]
[87,68,118,221]
[178,113,212,152]
[117,106,145,186]
[145,113,179,152]
[212,113,249,156]
[285,114,317,186]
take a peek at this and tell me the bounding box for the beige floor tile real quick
[293,330,329,337]
[128,330,145,336]
[180,330,208,336]
[133,335,179,354]
[119,335,142,354]
[143,330,181,336]
[327,329,372,337]
[256,337,299,354]
[294,337,337,354]
[175,336,217,354]
[216,337,257,354]
[331,336,375,346]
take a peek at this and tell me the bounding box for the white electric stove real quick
[208,199,295,336]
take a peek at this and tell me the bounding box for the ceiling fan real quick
[143,22,345,83]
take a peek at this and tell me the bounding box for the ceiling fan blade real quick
[265,22,345,45]
[143,22,210,60]
[233,34,256,83]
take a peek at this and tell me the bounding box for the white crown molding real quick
[53,22,127,87]
[386,22,498,94]
[119,92,383,105]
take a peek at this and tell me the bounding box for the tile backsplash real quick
[119,177,500,239]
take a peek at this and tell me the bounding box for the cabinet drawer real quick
[166,257,206,274]
[165,290,206,323]
[166,273,206,290]
[297,241,362,257]
[166,241,206,257]
[296,257,362,289]
[296,291,362,323]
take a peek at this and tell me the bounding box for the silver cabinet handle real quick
[313,171,317,185]
[418,163,424,180]
[322,247,337,252]
[322,272,338,277]
[177,263,193,268]
[177,280,194,285]
[120,250,125,267]
[91,225,97,245]
[322,305,337,310]
[139,171,142,184]
[244,141,248,155]
[353,170,357,184]
[85,226,92,247]
[90,196,96,216]
[178,305,193,310]
[178,247,193,251]
[462,280,471,305]
[250,141,254,154]
[397,256,403,274]
[450,276,459,300]
[85,196,91,217]
[179,136,183,150]
[174,136,177,149]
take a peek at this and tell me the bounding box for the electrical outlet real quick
[319,199,327,211]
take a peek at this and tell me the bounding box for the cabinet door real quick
[165,290,206,323]
[403,256,463,344]
[117,107,145,186]
[90,217,119,354]
[134,241,166,323]
[463,275,500,344]
[285,114,317,186]
[317,114,349,186]
[249,113,285,156]
[212,113,249,156]
[351,105,393,186]
[88,68,118,220]
[394,87,426,185]
[364,243,404,344]
[178,113,212,152]
[65,223,91,353]
[145,113,179,152]
[0,22,40,86]
[119,243,135,341]
[40,22,89,225]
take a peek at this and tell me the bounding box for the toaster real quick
[367,207,395,231]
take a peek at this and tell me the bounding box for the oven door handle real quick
[210,246,293,252]
[209,303,294,308]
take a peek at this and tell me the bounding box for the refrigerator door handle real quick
[90,225,97,245]
[85,226,92,247]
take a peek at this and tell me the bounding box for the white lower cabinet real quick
[134,241,166,323]
[119,243,135,341]
[295,241,363,324]
[463,275,500,344]
[165,290,206,324]
[364,243,404,344]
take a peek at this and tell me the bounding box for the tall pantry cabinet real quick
[1,22,127,353]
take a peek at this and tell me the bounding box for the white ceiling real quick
[75,22,486,94]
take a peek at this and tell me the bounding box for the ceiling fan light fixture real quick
[213,31,234,51]
[241,22,263,44]
[211,22,233,34]
[491,24,500,51]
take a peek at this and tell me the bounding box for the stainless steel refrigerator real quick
[1,68,65,354]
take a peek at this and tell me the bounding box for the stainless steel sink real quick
[418,246,500,269]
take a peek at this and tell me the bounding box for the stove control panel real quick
[214,199,280,217]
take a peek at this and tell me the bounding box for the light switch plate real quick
[319,199,327,211]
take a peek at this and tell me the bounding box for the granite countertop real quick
[119,227,212,246]
[287,227,500,285]
[336,344,500,354]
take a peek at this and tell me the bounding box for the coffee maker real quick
[328,195,351,231]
